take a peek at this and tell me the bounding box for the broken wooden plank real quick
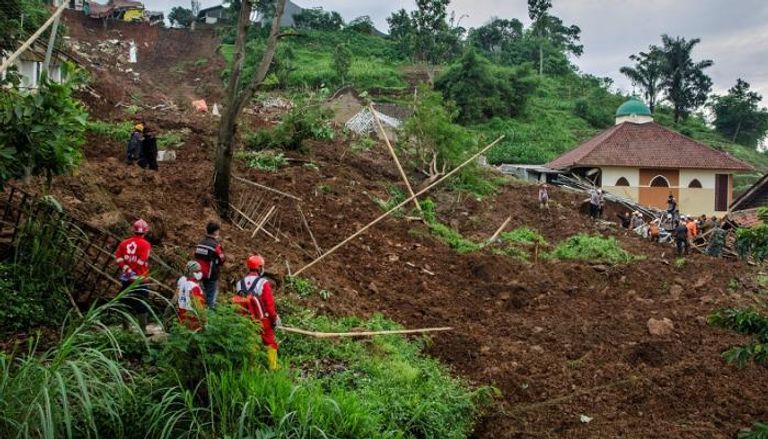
[234,176,302,202]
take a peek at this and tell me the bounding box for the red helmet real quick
[246,255,264,270]
[132,219,149,234]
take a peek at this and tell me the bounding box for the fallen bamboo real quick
[234,176,302,202]
[0,1,68,74]
[281,326,453,338]
[486,216,512,244]
[293,135,504,276]
[370,104,421,214]
[251,205,276,238]
[297,205,322,256]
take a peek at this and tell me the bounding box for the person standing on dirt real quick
[538,183,550,211]
[707,219,727,257]
[176,261,206,330]
[232,255,281,370]
[617,211,631,228]
[126,121,143,164]
[686,215,698,239]
[674,219,689,256]
[194,222,225,308]
[114,219,152,333]
[648,218,661,242]
[588,188,601,219]
[138,125,158,171]
[667,194,678,219]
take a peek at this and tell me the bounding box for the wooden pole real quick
[251,205,276,238]
[233,175,302,202]
[281,326,453,338]
[297,205,322,256]
[486,216,512,244]
[369,104,422,214]
[293,136,504,276]
[42,0,62,74]
[0,1,68,74]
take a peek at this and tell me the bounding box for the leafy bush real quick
[159,306,262,389]
[545,233,637,264]
[420,198,481,254]
[236,150,287,171]
[0,69,87,184]
[373,185,406,212]
[709,308,768,367]
[286,276,316,298]
[501,227,547,245]
[245,106,333,151]
[435,50,537,124]
[740,421,768,439]
[736,207,768,261]
[86,120,133,140]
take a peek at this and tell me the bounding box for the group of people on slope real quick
[126,118,159,171]
[114,220,281,370]
[615,194,728,257]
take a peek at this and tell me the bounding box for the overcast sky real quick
[142,0,768,104]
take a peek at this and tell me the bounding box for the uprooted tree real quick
[213,0,287,217]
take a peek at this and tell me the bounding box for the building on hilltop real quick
[546,97,753,216]
[255,0,304,28]
[197,5,226,24]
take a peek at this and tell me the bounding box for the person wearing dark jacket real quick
[138,126,158,171]
[617,211,631,229]
[674,220,689,256]
[194,222,225,307]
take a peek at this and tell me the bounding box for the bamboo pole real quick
[369,104,421,213]
[486,216,512,244]
[251,205,276,238]
[0,1,69,74]
[234,176,302,201]
[281,326,453,338]
[297,205,322,256]
[293,136,504,276]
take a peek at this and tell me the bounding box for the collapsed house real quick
[325,88,412,141]
[81,0,163,24]
[1,43,73,90]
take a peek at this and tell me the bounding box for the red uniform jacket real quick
[233,273,277,324]
[194,236,225,280]
[114,235,152,279]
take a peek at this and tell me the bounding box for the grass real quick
[285,276,316,298]
[236,150,287,171]
[500,227,547,245]
[86,120,186,150]
[545,233,639,264]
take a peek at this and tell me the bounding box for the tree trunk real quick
[213,0,287,217]
[538,44,544,76]
[732,119,743,143]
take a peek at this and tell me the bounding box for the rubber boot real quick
[266,347,278,371]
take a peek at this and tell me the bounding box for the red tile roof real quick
[547,122,753,171]
[728,208,761,228]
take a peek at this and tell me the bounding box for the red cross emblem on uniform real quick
[127,242,138,254]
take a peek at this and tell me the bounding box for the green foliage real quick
[435,51,537,124]
[159,306,262,388]
[245,105,333,151]
[0,300,137,439]
[527,0,583,75]
[0,0,47,53]
[347,15,376,34]
[657,34,713,122]
[373,185,406,212]
[0,213,77,333]
[86,120,132,139]
[709,308,768,367]
[168,6,194,28]
[674,257,687,268]
[236,149,287,171]
[735,208,768,262]
[333,43,353,83]
[0,70,86,184]
[292,8,344,31]
[740,421,768,439]
[286,276,316,298]
[713,79,768,148]
[545,233,638,264]
[501,227,547,245]
[387,0,465,66]
[619,46,664,113]
[420,198,481,254]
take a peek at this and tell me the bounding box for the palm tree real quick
[619,46,664,113]
[659,34,713,122]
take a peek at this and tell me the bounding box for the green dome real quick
[616,97,652,117]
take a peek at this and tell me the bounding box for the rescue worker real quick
[176,261,206,330]
[648,218,661,242]
[114,219,152,333]
[233,255,281,370]
[617,211,631,228]
[667,194,677,218]
[674,219,689,256]
[195,222,225,307]
[538,183,550,210]
[126,121,143,164]
[707,219,727,257]
[138,125,158,171]
[686,215,699,238]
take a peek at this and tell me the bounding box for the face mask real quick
[193,272,203,281]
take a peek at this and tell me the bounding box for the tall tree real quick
[527,0,582,76]
[467,17,523,60]
[658,34,713,122]
[213,0,287,216]
[168,7,195,28]
[713,79,768,148]
[292,8,343,31]
[619,46,664,113]
[387,0,464,81]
